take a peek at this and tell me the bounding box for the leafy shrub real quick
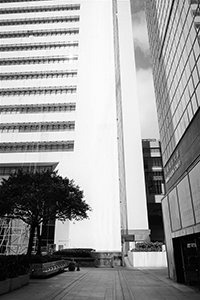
[131,242,163,252]
[0,255,30,281]
[29,254,63,264]
[54,248,95,258]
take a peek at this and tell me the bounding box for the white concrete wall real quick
[65,0,121,251]
[128,251,167,268]
[117,0,149,230]
[0,0,121,252]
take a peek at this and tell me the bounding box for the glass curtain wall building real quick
[0,0,149,254]
[145,0,200,287]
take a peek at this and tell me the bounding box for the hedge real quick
[0,255,30,281]
[54,248,95,258]
[132,242,163,252]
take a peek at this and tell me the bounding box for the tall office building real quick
[142,139,165,242]
[0,0,149,254]
[145,0,200,287]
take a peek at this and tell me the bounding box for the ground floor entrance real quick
[173,233,200,289]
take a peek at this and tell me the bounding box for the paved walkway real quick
[1,267,200,300]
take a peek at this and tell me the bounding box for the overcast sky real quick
[131,0,160,140]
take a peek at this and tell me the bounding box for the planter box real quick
[0,279,10,295]
[18,274,30,286]
[10,276,22,291]
[0,274,29,296]
[30,260,68,278]
[128,251,167,268]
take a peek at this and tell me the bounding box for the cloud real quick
[132,11,150,55]
[130,0,144,14]
[136,68,160,139]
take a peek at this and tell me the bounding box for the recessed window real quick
[0,141,74,152]
[0,55,78,66]
[0,103,76,114]
[0,86,77,96]
[0,4,80,14]
[0,16,80,26]
[0,70,78,81]
[0,122,75,133]
[0,28,79,39]
[0,42,79,52]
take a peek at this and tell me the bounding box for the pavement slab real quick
[0,267,199,300]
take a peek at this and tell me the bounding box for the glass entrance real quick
[181,234,200,289]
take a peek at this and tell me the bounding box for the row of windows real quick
[0,4,80,14]
[0,0,47,2]
[148,181,163,195]
[0,42,79,52]
[145,170,164,178]
[0,16,80,26]
[0,55,78,65]
[0,103,76,114]
[0,121,75,132]
[143,147,161,153]
[0,165,54,175]
[0,141,74,152]
[0,28,79,39]
[144,157,163,169]
[0,70,77,80]
[0,86,77,96]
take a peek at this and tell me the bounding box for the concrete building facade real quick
[145,0,200,288]
[0,0,149,253]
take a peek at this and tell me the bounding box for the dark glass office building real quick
[142,139,165,243]
[145,0,200,287]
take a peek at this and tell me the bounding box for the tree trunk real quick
[36,224,42,255]
[27,224,36,256]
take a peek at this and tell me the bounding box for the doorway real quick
[181,234,200,288]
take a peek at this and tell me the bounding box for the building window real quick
[0,86,77,96]
[0,165,54,175]
[0,56,78,66]
[0,103,76,114]
[0,121,75,133]
[0,42,79,52]
[0,4,80,14]
[0,70,77,80]
[0,0,48,2]
[0,28,79,39]
[0,141,74,153]
[0,16,80,26]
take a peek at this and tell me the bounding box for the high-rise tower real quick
[145,0,200,286]
[0,0,149,253]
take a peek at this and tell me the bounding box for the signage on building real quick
[189,161,200,223]
[165,150,182,183]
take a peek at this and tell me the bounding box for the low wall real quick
[61,252,122,268]
[91,251,122,268]
[0,274,29,296]
[62,257,95,268]
[30,260,68,278]
[128,251,167,268]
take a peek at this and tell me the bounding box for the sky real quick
[131,0,160,140]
